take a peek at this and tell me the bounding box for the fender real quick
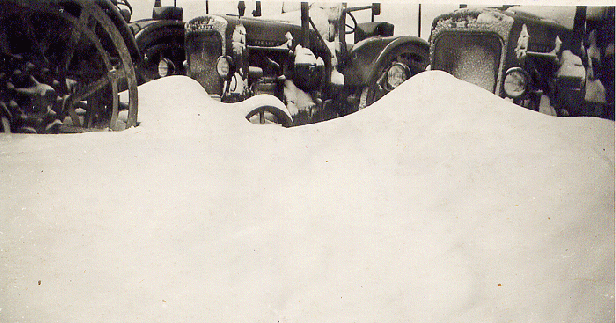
[94,0,142,66]
[342,36,429,87]
[130,20,185,83]
[132,20,185,49]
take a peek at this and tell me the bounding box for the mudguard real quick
[94,0,142,66]
[342,36,429,87]
[130,20,185,60]
[131,20,185,43]
[130,20,186,83]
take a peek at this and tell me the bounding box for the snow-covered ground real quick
[1,71,614,322]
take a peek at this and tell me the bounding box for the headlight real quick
[503,67,529,98]
[216,56,231,78]
[157,58,174,78]
[384,63,410,91]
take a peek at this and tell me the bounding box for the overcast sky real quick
[131,1,465,40]
[130,1,606,41]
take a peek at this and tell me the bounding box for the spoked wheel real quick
[0,0,138,133]
[358,43,425,110]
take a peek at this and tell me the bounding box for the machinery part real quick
[140,40,184,81]
[115,0,133,22]
[354,22,395,44]
[132,21,185,83]
[246,105,293,127]
[380,62,411,91]
[358,43,424,109]
[505,66,541,110]
[293,45,325,92]
[0,0,138,133]
[503,67,529,99]
[513,92,541,111]
[216,56,231,78]
[345,11,358,34]
[157,57,175,77]
[152,6,183,21]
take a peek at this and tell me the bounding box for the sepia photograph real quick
[0,0,614,321]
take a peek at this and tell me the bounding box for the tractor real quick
[430,6,614,119]
[185,2,430,126]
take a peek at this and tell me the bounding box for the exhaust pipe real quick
[301,2,310,48]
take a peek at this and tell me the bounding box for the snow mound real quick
[129,75,217,133]
[1,71,613,322]
[133,76,291,135]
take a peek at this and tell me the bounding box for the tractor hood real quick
[188,14,321,49]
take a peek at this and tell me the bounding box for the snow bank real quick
[1,71,613,322]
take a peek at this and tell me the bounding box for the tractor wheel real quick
[358,43,425,110]
[0,0,138,133]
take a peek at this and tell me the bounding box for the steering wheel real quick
[246,105,293,127]
[116,0,132,12]
[345,12,358,34]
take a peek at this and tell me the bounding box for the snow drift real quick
[1,71,613,322]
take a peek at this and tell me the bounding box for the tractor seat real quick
[152,6,183,21]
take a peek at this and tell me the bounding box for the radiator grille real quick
[186,31,223,96]
[432,33,503,93]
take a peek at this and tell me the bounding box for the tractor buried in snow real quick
[430,6,614,119]
[185,2,430,127]
[0,0,140,133]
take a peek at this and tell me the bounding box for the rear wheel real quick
[0,0,138,133]
[358,43,425,110]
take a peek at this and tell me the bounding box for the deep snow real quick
[1,71,614,322]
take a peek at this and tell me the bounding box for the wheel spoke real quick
[20,13,44,59]
[66,67,122,129]
[83,93,100,128]
[1,116,10,133]
[65,72,110,128]
[61,9,91,72]
[0,24,11,56]
[108,68,120,130]
[72,73,111,103]
[255,110,261,124]
[66,101,82,128]
[1,0,138,133]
